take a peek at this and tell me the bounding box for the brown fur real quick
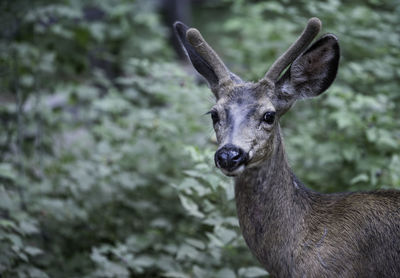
[174,18,400,277]
[235,129,400,277]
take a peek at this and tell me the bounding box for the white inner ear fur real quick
[280,81,295,97]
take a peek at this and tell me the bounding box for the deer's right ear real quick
[173,22,219,88]
[275,34,340,111]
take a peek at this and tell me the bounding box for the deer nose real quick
[215,144,248,172]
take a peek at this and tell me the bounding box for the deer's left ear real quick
[276,34,340,102]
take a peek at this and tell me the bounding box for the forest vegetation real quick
[0,0,399,277]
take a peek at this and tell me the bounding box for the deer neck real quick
[234,126,313,274]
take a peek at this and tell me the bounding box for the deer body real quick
[235,127,400,277]
[174,18,400,277]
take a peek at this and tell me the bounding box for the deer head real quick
[174,18,340,177]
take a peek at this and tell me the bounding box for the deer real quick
[174,17,400,277]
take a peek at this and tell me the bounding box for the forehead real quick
[216,82,275,111]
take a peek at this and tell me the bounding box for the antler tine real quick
[263,17,322,83]
[186,28,233,88]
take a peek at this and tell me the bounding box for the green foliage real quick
[0,0,399,277]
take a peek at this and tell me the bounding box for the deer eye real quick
[209,110,220,125]
[263,111,275,125]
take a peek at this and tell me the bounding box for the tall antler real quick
[262,17,321,83]
[186,28,233,88]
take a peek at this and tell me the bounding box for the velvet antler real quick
[261,17,322,83]
[186,28,233,89]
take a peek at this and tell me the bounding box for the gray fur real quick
[235,128,400,277]
[174,18,400,277]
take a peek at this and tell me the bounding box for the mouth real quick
[217,155,264,177]
[219,164,246,177]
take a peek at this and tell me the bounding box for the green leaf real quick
[132,255,155,269]
[24,246,43,257]
[350,174,369,184]
[178,194,205,218]
[238,266,269,277]
[185,238,206,250]
[163,272,190,278]
[26,267,50,278]
[19,221,39,235]
[216,268,236,278]
[0,163,17,181]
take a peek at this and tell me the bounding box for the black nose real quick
[215,144,248,172]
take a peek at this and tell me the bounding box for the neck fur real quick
[234,126,313,275]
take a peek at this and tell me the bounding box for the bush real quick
[0,0,399,277]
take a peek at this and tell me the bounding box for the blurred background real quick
[0,0,399,277]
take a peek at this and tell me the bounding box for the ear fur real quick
[276,34,340,108]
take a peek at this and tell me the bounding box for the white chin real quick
[221,165,246,177]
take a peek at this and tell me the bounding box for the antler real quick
[261,17,322,83]
[186,28,233,88]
